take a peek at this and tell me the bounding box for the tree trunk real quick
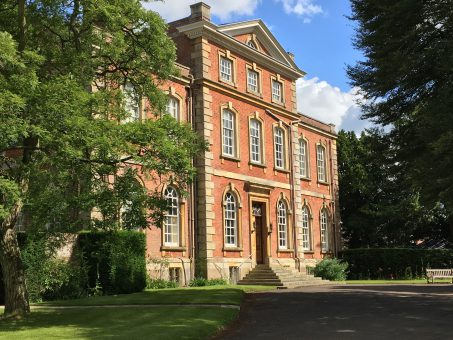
[0,225,30,318]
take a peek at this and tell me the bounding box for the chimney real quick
[190,2,211,21]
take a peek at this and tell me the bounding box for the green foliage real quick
[189,278,228,287]
[78,231,146,295]
[337,129,450,247]
[313,258,348,281]
[146,279,179,289]
[348,0,453,212]
[340,248,453,280]
[21,235,88,302]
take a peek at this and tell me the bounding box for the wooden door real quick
[253,203,265,264]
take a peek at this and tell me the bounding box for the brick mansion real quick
[144,3,341,284]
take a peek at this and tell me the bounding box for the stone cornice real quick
[177,21,305,80]
[198,78,300,121]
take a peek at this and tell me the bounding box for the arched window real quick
[274,127,285,169]
[277,200,288,249]
[222,109,236,157]
[249,118,262,164]
[320,209,329,252]
[163,186,179,246]
[123,83,140,122]
[300,139,308,178]
[166,96,179,120]
[247,40,257,49]
[317,144,327,182]
[301,206,311,250]
[224,192,238,247]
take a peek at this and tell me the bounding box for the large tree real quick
[337,129,449,248]
[348,0,453,214]
[0,0,205,318]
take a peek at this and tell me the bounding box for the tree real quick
[0,1,205,318]
[347,0,453,214]
[337,129,449,248]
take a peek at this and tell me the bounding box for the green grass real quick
[0,306,237,340]
[0,285,274,340]
[38,285,274,307]
[346,279,453,284]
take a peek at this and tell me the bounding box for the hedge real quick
[1,230,146,304]
[77,231,147,295]
[340,248,453,279]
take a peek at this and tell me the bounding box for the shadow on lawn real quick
[0,304,237,340]
[38,287,245,307]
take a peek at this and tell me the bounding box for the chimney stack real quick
[190,2,211,21]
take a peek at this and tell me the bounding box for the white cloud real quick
[275,0,323,22]
[142,0,260,22]
[296,77,371,133]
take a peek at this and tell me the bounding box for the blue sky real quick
[143,0,369,132]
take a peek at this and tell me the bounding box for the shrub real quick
[189,277,228,287]
[21,236,88,302]
[147,279,179,289]
[78,231,147,295]
[340,248,453,280]
[313,258,348,281]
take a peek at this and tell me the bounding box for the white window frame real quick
[249,118,262,164]
[274,127,286,169]
[272,79,282,103]
[302,206,311,251]
[300,139,309,178]
[163,187,180,247]
[317,144,327,182]
[224,192,238,247]
[166,96,179,120]
[320,209,329,252]
[220,56,232,83]
[277,200,288,249]
[222,109,236,157]
[123,83,140,122]
[247,69,259,93]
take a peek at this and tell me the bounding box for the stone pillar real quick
[191,37,215,278]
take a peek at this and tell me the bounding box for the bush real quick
[313,258,348,281]
[189,277,228,287]
[147,279,179,289]
[21,235,88,302]
[78,231,147,295]
[340,248,453,280]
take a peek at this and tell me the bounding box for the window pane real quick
[220,57,232,82]
[224,193,237,247]
[302,207,311,250]
[278,201,287,249]
[300,139,308,178]
[272,80,282,102]
[222,110,235,156]
[166,97,179,120]
[320,209,328,251]
[274,127,285,169]
[164,187,179,246]
[317,145,326,182]
[250,119,261,163]
[124,83,140,122]
[247,70,258,92]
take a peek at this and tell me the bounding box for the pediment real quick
[217,20,298,70]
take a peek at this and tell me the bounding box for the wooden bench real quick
[426,269,453,283]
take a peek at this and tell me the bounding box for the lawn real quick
[0,285,273,340]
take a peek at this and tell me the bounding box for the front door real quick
[252,203,266,264]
